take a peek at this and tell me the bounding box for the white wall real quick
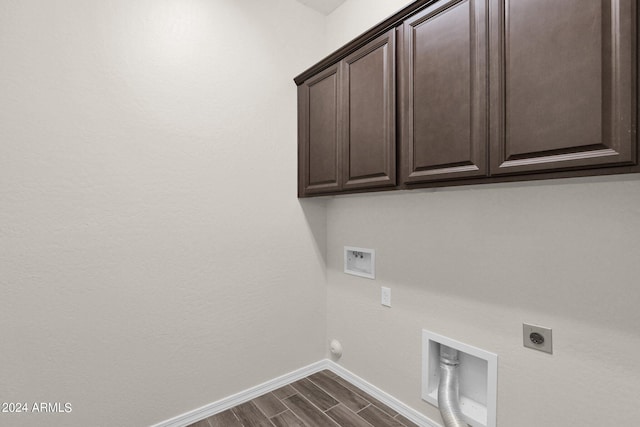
[326,178,640,426]
[0,1,327,426]
[324,2,640,426]
[325,0,414,55]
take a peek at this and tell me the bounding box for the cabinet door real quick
[298,64,342,196]
[490,0,637,175]
[401,0,488,184]
[342,29,396,190]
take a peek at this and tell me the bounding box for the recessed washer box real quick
[422,330,498,427]
[344,246,375,279]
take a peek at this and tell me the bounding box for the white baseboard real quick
[151,360,328,427]
[152,359,440,427]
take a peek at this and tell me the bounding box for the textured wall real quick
[324,1,640,426]
[326,179,640,426]
[0,1,327,426]
[324,0,413,55]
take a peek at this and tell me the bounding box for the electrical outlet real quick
[523,323,552,354]
[381,287,391,307]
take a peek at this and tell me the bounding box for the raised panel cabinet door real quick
[401,0,488,184]
[298,64,342,196]
[342,29,396,190]
[490,0,637,175]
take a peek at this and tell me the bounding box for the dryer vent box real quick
[422,330,498,427]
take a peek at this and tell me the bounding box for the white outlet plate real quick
[381,287,391,307]
[344,247,375,279]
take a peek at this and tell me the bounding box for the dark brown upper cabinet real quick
[401,0,488,184]
[489,0,637,175]
[298,63,342,196]
[342,30,396,191]
[298,30,396,197]
[294,0,638,197]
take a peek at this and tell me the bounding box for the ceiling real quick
[296,0,346,15]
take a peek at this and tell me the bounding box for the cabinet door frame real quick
[489,0,637,175]
[341,29,397,190]
[298,63,343,196]
[401,0,489,184]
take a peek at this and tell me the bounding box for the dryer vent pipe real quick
[438,345,469,427]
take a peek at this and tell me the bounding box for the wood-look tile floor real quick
[187,370,419,427]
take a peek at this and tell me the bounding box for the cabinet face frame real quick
[342,29,397,190]
[489,0,637,175]
[298,63,343,196]
[401,0,489,184]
